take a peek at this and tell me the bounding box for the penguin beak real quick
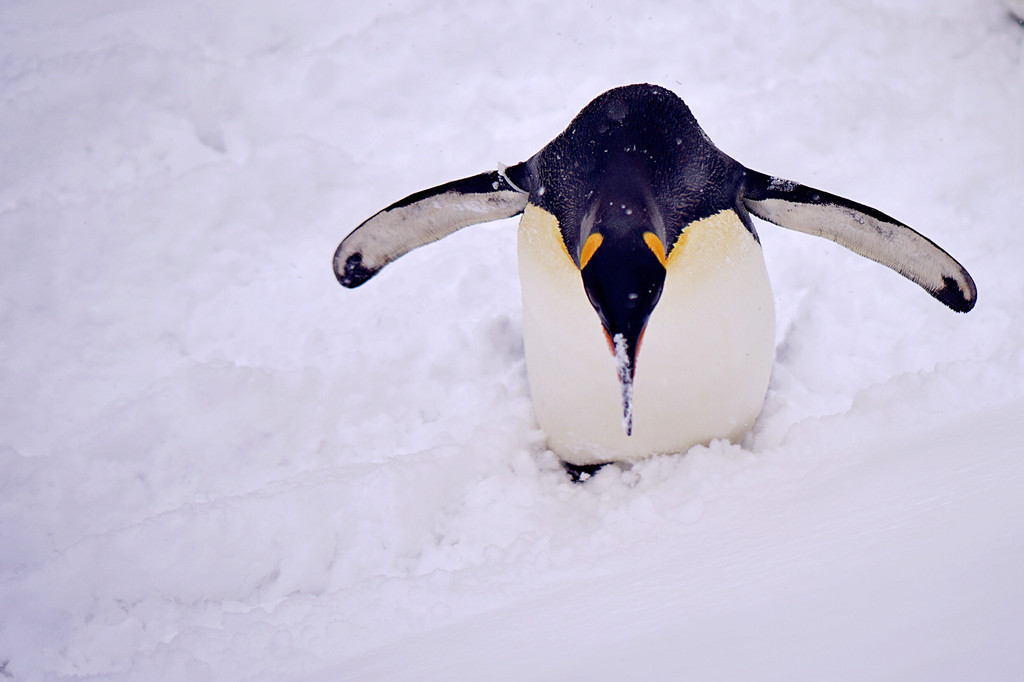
[580,229,667,435]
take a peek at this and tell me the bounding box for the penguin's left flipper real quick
[741,169,977,312]
[334,163,531,288]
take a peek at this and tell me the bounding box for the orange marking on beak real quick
[643,231,667,268]
[580,233,604,269]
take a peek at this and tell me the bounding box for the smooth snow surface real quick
[2,1,1023,680]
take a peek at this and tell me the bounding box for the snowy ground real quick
[2,1,1023,680]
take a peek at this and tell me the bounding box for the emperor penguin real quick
[334,84,976,469]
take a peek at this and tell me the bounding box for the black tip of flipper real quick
[936,275,977,313]
[334,250,377,288]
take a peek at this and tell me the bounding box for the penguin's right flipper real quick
[334,163,531,288]
[741,169,977,312]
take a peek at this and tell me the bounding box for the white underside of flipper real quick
[517,204,775,465]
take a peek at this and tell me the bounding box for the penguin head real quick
[577,169,669,433]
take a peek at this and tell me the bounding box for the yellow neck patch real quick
[665,209,760,273]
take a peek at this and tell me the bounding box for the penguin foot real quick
[562,461,609,483]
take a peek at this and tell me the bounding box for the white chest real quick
[517,204,775,465]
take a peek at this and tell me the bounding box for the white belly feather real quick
[517,204,775,465]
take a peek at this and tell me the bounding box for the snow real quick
[611,333,633,435]
[1,1,1022,680]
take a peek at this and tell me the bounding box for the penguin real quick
[334,84,976,469]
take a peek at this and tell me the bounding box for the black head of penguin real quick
[518,85,753,433]
[577,160,668,434]
[522,84,753,256]
[579,176,668,369]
